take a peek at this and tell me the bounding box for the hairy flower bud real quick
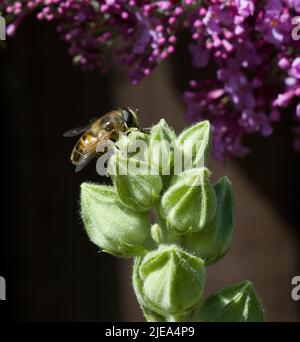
[159,168,217,234]
[116,130,149,160]
[109,153,163,211]
[81,183,153,257]
[181,177,234,265]
[195,281,265,322]
[151,224,165,245]
[147,119,176,175]
[176,120,211,170]
[133,245,206,320]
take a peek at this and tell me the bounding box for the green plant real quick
[80,119,265,322]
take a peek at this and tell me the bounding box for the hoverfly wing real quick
[75,150,95,173]
[63,125,90,138]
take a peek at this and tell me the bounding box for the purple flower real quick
[296,103,300,119]
[256,0,292,45]
[274,89,296,107]
[294,0,300,11]
[289,58,300,79]
[235,0,255,18]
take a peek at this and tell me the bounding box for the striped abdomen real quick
[71,132,98,165]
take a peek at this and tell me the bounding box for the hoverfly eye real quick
[122,108,134,127]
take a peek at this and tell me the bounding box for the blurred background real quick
[0,18,300,322]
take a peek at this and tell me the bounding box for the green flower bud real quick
[141,306,166,323]
[81,183,153,257]
[147,119,176,175]
[195,281,265,322]
[116,130,149,161]
[180,177,234,265]
[176,120,211,170]
[150,224,164,245]
[133,245,206,320]
[109,153,163,212]
[159,168,217,235]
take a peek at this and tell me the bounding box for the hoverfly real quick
[63,107,142,172]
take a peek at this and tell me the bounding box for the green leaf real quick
[160,168,217,234]
[195,281,265,322]
[181,176,234,265]
[81,183,153,257]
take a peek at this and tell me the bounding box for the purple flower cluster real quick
[1,0,192,80]
[184,0,300,160]
[1,0,300,160]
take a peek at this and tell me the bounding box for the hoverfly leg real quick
[141,127,151,134]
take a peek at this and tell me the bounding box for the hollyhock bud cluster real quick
[1,1,300,159]
[80,118,265,322]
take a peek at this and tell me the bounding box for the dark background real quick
[0,18,300,321]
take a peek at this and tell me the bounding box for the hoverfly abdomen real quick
[71,133,98,165]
